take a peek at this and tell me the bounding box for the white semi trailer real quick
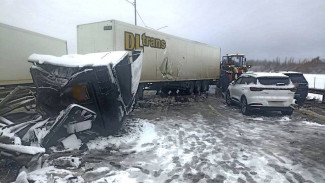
[0,23,67,86]
[77,20,220,95]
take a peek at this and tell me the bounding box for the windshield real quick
[230,56,245,67]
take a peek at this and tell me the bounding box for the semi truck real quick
[0,23,67,86]
[77,20,221,96]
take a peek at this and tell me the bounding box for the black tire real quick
[241,96,250,115]
[201,80,209,92]
[226,91,233,105]
[185,82,194,95]
[161,87,170,95]
[281,108,293,116]
[136,84,144,100]
[194,81,202,95]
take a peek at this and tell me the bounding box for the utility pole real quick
[134,0,137,26]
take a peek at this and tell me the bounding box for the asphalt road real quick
[9,91,325,183]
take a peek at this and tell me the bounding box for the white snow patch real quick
[302,121,325,127]
[307,93,323,101]
[61,134,82,150]
[15,171,28,183]
[278,116,291,121]
[92,171,136,183]
[248,117,264,121]
[27,166,73,183]
[131,122,157,152]
[87,120,157,152]
[66,120,92,134]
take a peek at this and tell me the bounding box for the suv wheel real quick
[226,91,233,105]
[241,96,250,115]
[281,108,293,116]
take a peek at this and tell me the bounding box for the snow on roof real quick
[242,72,288,78]
[228,54,245,56]
[28,51,129,67]
[278,71,303,74]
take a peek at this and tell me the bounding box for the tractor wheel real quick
[226,91,233,105]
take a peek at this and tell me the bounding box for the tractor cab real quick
[219,54,251,92]
[221,54,248,70]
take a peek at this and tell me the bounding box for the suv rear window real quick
[258,77,290,85]
[241,77,257,84]
[283,74,307,84]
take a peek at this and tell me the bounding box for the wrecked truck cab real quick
[28,50,143,135]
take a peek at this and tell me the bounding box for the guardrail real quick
[308,88,325,103]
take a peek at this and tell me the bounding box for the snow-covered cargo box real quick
[0,23,67,86]
[77,20,220,94]
[28,50,143,135]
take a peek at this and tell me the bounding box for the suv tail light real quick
[250,87,263,91]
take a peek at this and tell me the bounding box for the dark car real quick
[280,72,308,105]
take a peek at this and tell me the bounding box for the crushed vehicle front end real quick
[28,50,143,135]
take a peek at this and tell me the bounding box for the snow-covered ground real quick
[304,74,325,101]
[304,74,325,89]
[15,95,325,183]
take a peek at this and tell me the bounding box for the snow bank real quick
[307,93,323,101]
[28,51,128,67]
[304,74,325,89]
[301,121,325,127]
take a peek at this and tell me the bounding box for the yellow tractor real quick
[218,54,251,92]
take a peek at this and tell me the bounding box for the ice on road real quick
[22,96,325,183]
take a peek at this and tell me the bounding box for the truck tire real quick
[201,80,209,92]
[136,84,144,100]
[185,82,194,95]
[194,81,201,95]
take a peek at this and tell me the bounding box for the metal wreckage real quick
[0,50,143,165]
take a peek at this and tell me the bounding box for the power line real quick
[136,10,148,28]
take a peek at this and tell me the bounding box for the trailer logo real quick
[125,32,166,50]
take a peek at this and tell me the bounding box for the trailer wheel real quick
[201,80,209,92]
[185,82,194,95]
[194,81,202,95]
[161,87,170,95]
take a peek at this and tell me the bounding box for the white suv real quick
[225,72,295,115]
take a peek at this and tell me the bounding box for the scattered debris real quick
[0,51,143,171]
[53,157,81,169]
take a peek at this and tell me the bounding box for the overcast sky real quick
[1,0,324,60]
